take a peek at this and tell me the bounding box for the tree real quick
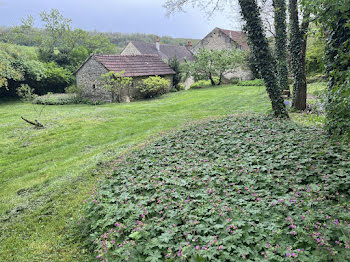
[272,0,289,96]
[288,0,310,110]
[183,48,245,86]
[301,0,349,136]
[100,71,133,102]
[238,0,289,118]
[168,56,181,87]
[0,42,46,94]
[164,0,289,118]
[39,9,73,65]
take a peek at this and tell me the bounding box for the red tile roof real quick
[94,54,176,77]
[218,28,249,50]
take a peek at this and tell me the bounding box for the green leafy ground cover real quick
[82,116,350,261]
[0,84,269,261]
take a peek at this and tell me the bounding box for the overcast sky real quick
[0,0,242,39]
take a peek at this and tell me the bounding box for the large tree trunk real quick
[300,12,310,102]
[289,0,308,110]
[273,0,289,97]
[238,0,289,118]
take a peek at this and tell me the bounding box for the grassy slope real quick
[0,85,270,261]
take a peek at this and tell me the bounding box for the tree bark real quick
[21,116,44,128]
[300,12,310,101]
[289,0,308,110]
[238,0,289,118]
[273,0,289,96]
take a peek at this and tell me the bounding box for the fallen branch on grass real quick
[21,116,44,128]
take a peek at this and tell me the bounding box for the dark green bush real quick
[81,116,350,261]
[230,78,240,85]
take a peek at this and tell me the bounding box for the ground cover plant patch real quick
[82,116,350,261]
[0,84,269,261]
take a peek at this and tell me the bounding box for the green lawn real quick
[0,83,328,261]
[0,85,272,261]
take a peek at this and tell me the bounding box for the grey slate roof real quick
[130,41,195,62]
[94,54,176,77]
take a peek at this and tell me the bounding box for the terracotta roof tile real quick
[94,54,176,77]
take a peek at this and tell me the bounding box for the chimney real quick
[187,41,192,48]
[156,37,160,51]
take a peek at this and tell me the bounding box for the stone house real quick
[121,39,196,89]
[121,39,195,62]
[192,27,252,81]
[75,54,175,102]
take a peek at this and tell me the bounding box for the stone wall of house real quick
[76,58,174,102]
[192,28,239,53]
[224,67,253,81]
[76,57,111,101]
[192,28,253,81]
[120,43,142,56]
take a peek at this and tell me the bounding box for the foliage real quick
[32,93,104,105]
[0,44,23,89]
[34,62,73,95]
[16,84,37,101]
[301,0,350,137]
[289,0,308,110]
[237,79,265,86]
[273,0,289,93]
[167,56,181,87]
[174,83,185,91]
[0,42,46,95]
[305,25,326,76]
[138,76,170,98]
[65,84,83,95]
[245,50,261,79]
[81,116,350,261]
[183,48,245,86]
[33,93,77,105]
[238,0,289,118]
[0,84,269,261]
[190,77,220,89]
[100,71,133,102]
[306,74,326,84]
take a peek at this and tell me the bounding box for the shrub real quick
[33,93,105,105]
[16,84,38,101]
[237,79,265,86]
[138,76,170,98]
[65,84,83,95]
[81,116,350,261]
[190,80,211,89]
[175,83,185,91]
[33,93,78,105]
[230,78,240,85]
[34,62,73,95]
[190,77,220,89]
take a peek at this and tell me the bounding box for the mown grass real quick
[0,82,328,261]
[0,85,270,261]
